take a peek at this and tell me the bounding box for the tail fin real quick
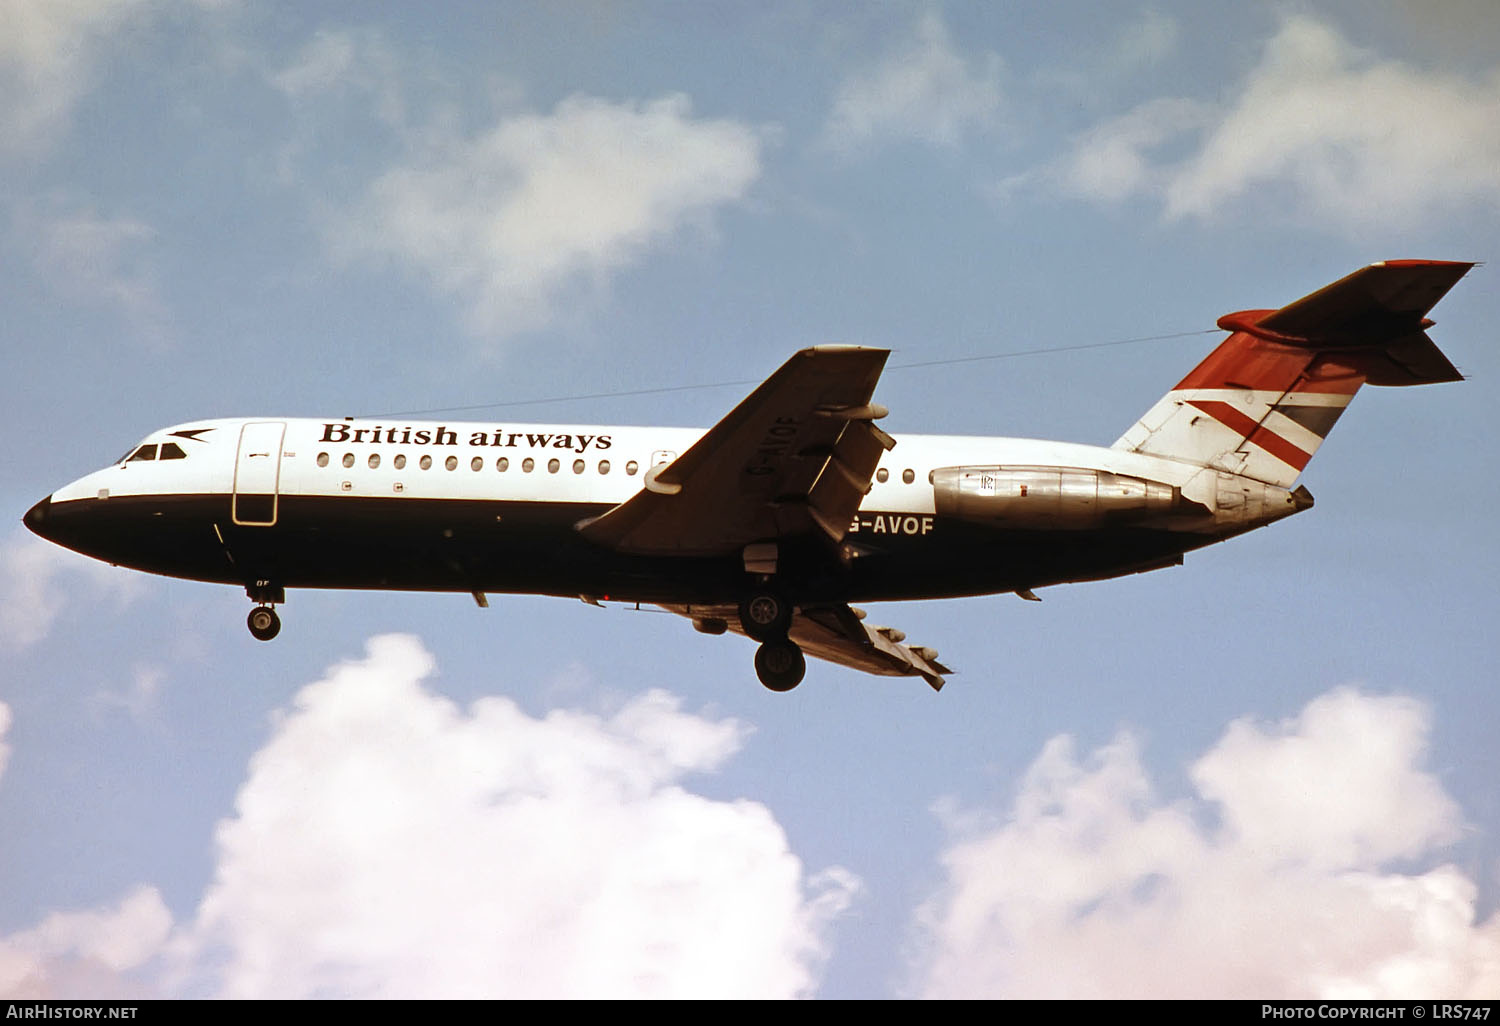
[1114,260,1473,487]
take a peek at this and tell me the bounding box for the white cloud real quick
[1109,8,1180,75]
[21,201,170,341]
[269,27,406,129]
[1192,690,1462,869]
[172,634,854,998]
[1,635,857,998]
[0,529,143,654]
[1057,15,1500,229]
[0,701,11,783]
[824,12,1002,151]
[272,29,362,97]
[91,663,167,727]
[1059,96,1209,203]
[0,886,173,999]
[336,93,762,340]
[0,0,216,156]
[0,0,142,152]
[912,687,1500,998]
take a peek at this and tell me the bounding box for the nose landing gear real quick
[245,581,284,642]
[247,605,281,641]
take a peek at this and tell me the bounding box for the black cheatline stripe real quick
[1272,403,1346,439]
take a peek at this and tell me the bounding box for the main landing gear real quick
[740,591,804,692]
[753,638,805,692]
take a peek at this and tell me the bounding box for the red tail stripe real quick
[1176,335,1364,394]
[1186,400,1313,471]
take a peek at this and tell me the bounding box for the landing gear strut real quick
[754,638,805,692]
[245,580,284,641]
[247,605,281,642]
[740,589,803,690]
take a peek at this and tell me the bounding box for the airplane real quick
[22,260,1473,692]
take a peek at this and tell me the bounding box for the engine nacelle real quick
[1206,472,1313,529]
[932,466,1182,529]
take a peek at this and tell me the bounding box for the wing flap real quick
[776,419,896,542]
[794,606,952,690]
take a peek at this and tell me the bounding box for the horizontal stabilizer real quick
[1255,260,1473,342]
[1216,260,1473,386]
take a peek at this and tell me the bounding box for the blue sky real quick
[2,0,1498,998]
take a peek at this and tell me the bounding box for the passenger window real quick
[928,470,934,484]
[876,468,888,483]
[902,469,914,484]
[394,454,406,470]
[572,459,584,474]
[368,454,380,469]
[317,452,330,468]
[342,453,355,469]
[159,442,186,460]
[598,460,610,474]
[445,455,458,471]
[522,458,535,473]
[547,458,560,474]
[471,456,483,471]
[420,455,432,470]
[626,460,639,476]
[497,457,509,472]
[128,445,157,462]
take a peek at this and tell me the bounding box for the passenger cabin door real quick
[233,421,286,526]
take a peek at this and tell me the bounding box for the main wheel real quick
[739,592,792,642]
[247,606,281,642]
[754,639,805,692]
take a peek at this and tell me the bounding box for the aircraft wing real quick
[664,602,953,690]
[579,346,895,556]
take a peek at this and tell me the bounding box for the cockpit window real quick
[126,445,158,462]
[159,442,187,460]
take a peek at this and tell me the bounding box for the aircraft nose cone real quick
[22,494,52,538]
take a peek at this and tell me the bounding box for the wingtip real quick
[802,344,892,356]
[1370,259,1479,271]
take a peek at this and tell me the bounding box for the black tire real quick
[739,592,792,641]
[754,639,805,692]
[247,606,281,642]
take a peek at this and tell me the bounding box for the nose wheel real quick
[247,605,281,641]
[754,638,805,692]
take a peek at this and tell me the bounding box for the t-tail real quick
[1114,260,1474,488]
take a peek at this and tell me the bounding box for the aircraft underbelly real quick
[36,491,1199,603]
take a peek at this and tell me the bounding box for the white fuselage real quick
[54,416,1234,515]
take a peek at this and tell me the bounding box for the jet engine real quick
[931,466,1182,528]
